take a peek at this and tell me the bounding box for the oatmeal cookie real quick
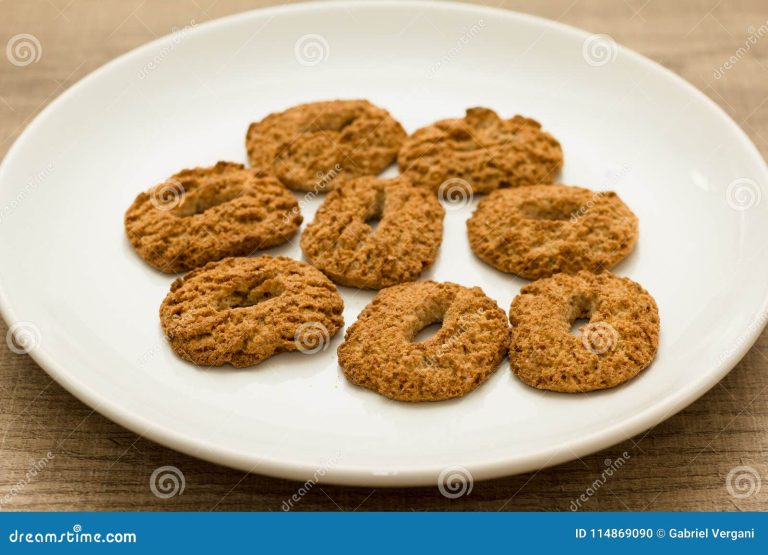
[398,107,563,193]
[160,256,344,367]
[300,176,444,288]
[338,281,509,401]
[246,99,406,192]
[509,271,659,392]
[467,184,637,279]
[125,162,301,273]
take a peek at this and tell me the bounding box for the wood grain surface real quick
[1,0,767,511]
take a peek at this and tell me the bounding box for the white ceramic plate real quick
[2,1,767,486]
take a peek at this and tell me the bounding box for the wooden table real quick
[1,0,767,511]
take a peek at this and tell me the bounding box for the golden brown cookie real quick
[398,107,563,193]
[246,100,407,192]
[160,256,344,368]
[509,271,659,392]
[300,176,444,289]
[124,162,302,274]
[467,184,637,279]
[338,281,509,401]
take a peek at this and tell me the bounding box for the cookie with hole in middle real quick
[125,162,302,273]
[509,271,659,392]
[246,99,407,192]
[398,107,563,193]
[467,184,637,279]
[160,256,344,368]
[338,281,509,401]
[300,176,445,289]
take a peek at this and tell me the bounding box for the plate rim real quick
[2,0,768,486]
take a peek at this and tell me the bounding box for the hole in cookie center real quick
[220,277,285,310]
[519,199,583,221]
[364,189,386,234]
[174,186,241,217]
[570,318,590,336]
[306,113,358,133]
[413,322,443,343]
[568,295,595,335]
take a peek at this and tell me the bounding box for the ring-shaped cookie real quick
[509,271,659,392]
[160,256,344,368]
[300,176,445,289]
[467,184,637,279]
[338,281,509,401]
[398,107,563,193]
[125,162,302,273]
[246,100,406,191]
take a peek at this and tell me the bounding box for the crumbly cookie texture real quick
[398,107,563,193]
[300,175,444,289]
[160,256,344,368]
[338,281,509,401]
[467,184,637,279]
[509,271,659,392]
[246,99,407,192]
[125,162,302,273]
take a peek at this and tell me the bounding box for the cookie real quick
[300,176,444,289]
[246,100,407,192]
[124,162,302,273]
[467,184,637,279]
[398,107,563,193]
[509,271,659,392]
[160,256,344,368]
[338,281,509,401]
